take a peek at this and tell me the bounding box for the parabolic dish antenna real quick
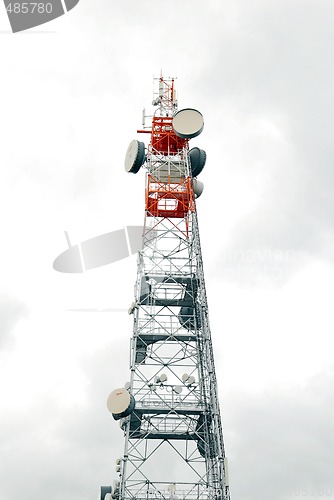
[99,486,112,500]
[124,140,146,173]
[192,178,204,198]
[189,147,207,177]
[172,108,204,139]
[107,388,131,414]
[174,385,183,394]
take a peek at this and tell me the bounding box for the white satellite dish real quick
[193,178,204,198]
[174,385,183,394]
[107,388,132,415]
[172,108,204,139]
[124,139,146,173]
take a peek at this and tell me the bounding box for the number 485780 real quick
[6,3,53,14]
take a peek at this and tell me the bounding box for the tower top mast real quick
[152,75,178,116]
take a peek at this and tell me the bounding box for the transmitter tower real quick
[102,76,231,500]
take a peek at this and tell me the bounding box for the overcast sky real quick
[0,1,334,499]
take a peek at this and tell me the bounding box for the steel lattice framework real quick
[105,76,230,500]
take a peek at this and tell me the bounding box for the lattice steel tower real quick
[102,76,230,500]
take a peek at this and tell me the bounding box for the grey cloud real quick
[224,367,334,500]
[197,1,334,283]
[2,349,331,500]
[0,337,189,500]
[0,341,128,500]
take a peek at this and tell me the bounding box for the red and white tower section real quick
[102,77,231,500]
